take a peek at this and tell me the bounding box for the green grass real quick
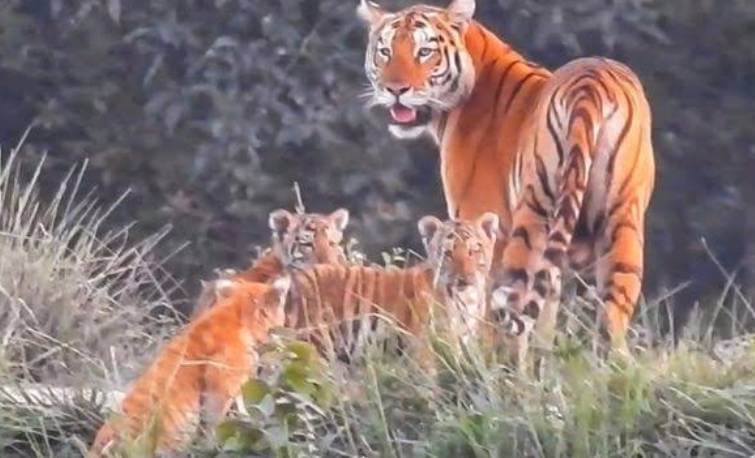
[205,291,755,458]
[0,135,753,457]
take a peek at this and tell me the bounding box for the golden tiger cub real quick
[194,208,349,315]
[88,277,290,458]
[286,212,499,363]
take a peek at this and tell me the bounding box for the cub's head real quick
[269,208,350,268]
[214,276,291,339]
[358,0,477,139]
[418,212,499,335]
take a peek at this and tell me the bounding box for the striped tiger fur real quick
[88,277,290,457]
[286,213,499,363]
[194,208,349,315]
[358,0,655,365]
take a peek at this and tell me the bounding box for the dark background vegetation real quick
[0,0,753,319]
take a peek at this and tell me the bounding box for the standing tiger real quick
[358,0,655,364]
[194,208,350,315]
[286,213,499,365]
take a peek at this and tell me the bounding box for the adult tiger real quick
[287,212,500,365]
[358,0,655,363]
[194,208,350,316]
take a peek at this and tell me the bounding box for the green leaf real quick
[282,362,316,395]
[242,378,271,405]
[286,340,318,365]
[216,421,264,452]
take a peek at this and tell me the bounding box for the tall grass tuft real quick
[0,132,182,456]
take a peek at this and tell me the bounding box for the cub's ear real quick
[447,0,475,26]
[357,0,386,26]
[327,208,350,232]
[266,275,291,305]
[417,215,443,250]
[271,276,291,296]
[476,212,500,241]
[215,278,237,299]
[269,209,294,237]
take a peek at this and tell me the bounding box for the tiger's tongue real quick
[390,105,417,124]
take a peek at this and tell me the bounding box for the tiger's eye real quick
[417,47,433,58]
[378,48,391,57]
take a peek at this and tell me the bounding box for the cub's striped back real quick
[286,213,499,362]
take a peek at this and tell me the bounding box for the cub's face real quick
[358,0,477,139]
[214,277,291,340]
[268,208,350,268]
[418,212,499,338]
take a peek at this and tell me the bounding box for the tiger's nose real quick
[386,84,410,96]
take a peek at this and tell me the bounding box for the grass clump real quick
[0,134,181,457]
[208,286,755,458]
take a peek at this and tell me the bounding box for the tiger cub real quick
[88,277,290,457]
[286,212,499,364]
[193,208,349,315]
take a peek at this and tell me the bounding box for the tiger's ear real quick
[215,278,237,299]
[327,208,350,232]
[271,276,291,297]
[418,215,443,250]
[476,212,500,241]
[447,0,475,24]
[357,0,386,26]
[269,209,294,237]
[265,275,291,305]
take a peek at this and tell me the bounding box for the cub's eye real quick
[417,47,434,58]
[378,47,391,58]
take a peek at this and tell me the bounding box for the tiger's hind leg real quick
[491,184,554,372]
[493,94,595,374]
[595,202,646,357]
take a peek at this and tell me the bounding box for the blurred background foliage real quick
[0,0,753,319]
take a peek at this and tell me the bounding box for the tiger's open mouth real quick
[388,104,432,127]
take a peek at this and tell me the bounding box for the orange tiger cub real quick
[88,277,290,457]
[358,0,655,364]
[193,208,349,315]
[287,213,499,362]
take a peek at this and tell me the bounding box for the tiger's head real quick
[213,276,291,342]
[418,212,499,337]
[269,208,350,268]
[358,0,477,139]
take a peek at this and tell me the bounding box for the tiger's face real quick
[418,212,499,338]
[358,0,477,139]
[269,208,350,268]
[214,277,291,341]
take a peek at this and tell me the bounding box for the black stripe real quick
[523,300,540,319]
[503,72,540,115]
[511,226,532,249]
[544,247,566,268]
[604,89,634,191]
[609,221,638,243]
[546,96,565,166]
[612,262,642,277]
[534,153,555,204]
[505,268,529,286]
[524,186,549,218]
[493,60,524,109]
